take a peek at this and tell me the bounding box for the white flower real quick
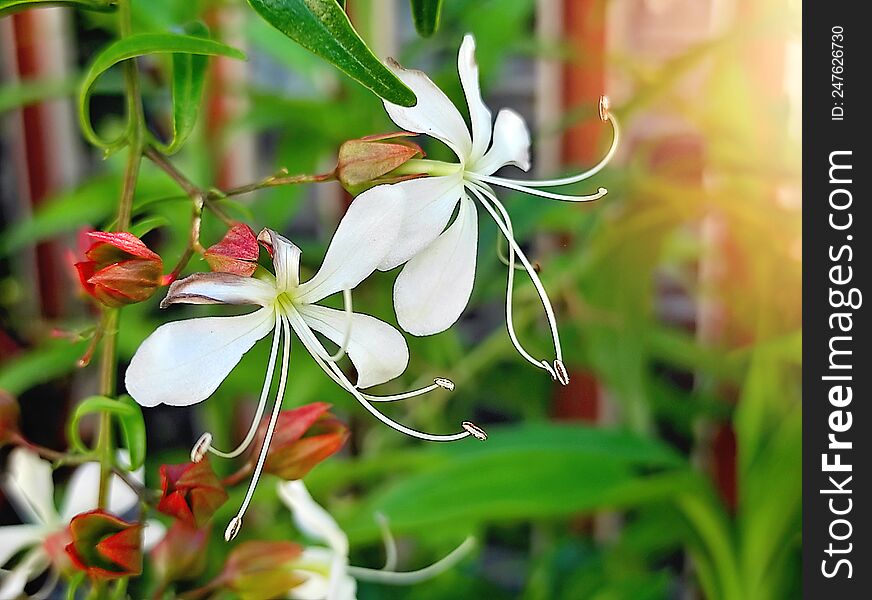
[378,34,619,384]
[125,186,484,541]
[0,448,153,599]
[278,480,474,600]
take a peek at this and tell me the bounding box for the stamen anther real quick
[553,360,570,386]
[191,433,212,463]
[541,360,558,381]
[434,377,455,391]
[599,95,611,122]
[224,516,242,541]
[462,421,488,441]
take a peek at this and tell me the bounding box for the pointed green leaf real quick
[0,0,113,18]
[79,33,246,150]
[158,23,211,155]
[410,0,442,37]
[68,395,147,469]
[246,0,416,106]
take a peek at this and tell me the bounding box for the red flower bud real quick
[157,459,228,527]
[150,521,209,584]
[65,510,142,580]
[250,403,348,481]
[0,390,21,446]
[205,541,304,600]
[336,132,425,194]
[75,231,163,307]
[204,223,260,276]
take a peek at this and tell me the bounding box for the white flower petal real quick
[0,524,44,567]
[328,553,357,600]
[59,454,143,522]
[473,108,531,175]
[458,34,493,164]
[278,481,348,556]
[377,173,465,271]
[296,185,403,304]
[394,195,478,336]
[258,228,302,292]
[383,59,472,160]
[296,305,409,389]
[125,308,276,407]
[2,448,59,525]
[142,519,167,551]
[161,272,276,308]
[0,547,49,599]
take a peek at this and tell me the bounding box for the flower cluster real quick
[121,35,615,542]
[3,34,617,599]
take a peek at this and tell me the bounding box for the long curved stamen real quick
[323,288,353,362]
[376,512,398,571]
[470,174,608,203]
[225,316,292,541]
[191,315,283,462]
[347,536,476,585]
[481,98,620,188]
[288,313,482,442]
[468,183,568,384]
[363,377,455,402]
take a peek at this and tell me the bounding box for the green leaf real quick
[68,395,147,469]
[79,33,246,150]
[0,77,78,114]
[0,0,113,18]
[129,215,170,238]
[158,23,211,155]
[339,424,698,543]
[0,339,87,395]
[410,0,442,37]
[246,0,416,106]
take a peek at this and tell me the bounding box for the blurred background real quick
[1,0,801,598]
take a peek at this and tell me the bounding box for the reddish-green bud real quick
[75,231,163,307]
[204,223,260,277]
[65,510,143,580]
[336,132,424,194]
[150,521,209,584]
[0,390,21,446]
[157,459,228,527]
[250,402,348,481]
[211,541,304,600]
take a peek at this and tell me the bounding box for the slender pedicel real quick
[191,316,283,463]
[290,314,484,442]
[225,316,292,541]
[468,183,566,381]
[347,537,476,584]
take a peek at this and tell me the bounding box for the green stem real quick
[95,0,141,519]
[96,309,118,508]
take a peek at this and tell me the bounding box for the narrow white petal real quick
[59,454,143,522]
[383,59,472,159]
[472,108,531,175]
[2,449,58,525]
[258,228,302,292]
[394,196,478,336]
[296,305,409,389]
[288,548,333,600]
[458,34,493,163]
[296,185,403,304]
[0,524,44,567]
[161,272,276,308]
[125,308,276,408]
[278,481,349,556]
[0,548,49,599]
[377,173,464,271]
